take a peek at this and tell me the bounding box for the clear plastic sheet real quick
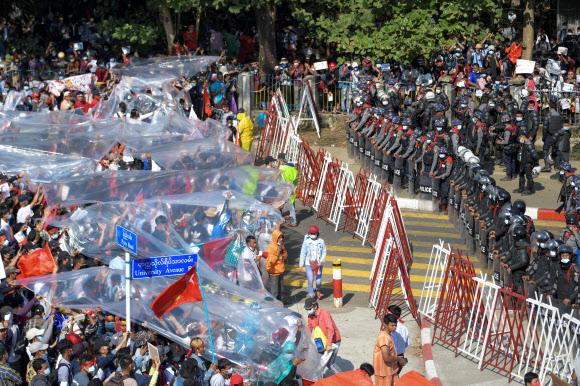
[114,56,220,79]
[17,264,323,383]
[51,191,283,262]
[125,138,252,171]
[0,115,229,160]
[0,145,99,179]
[42,167,292,208]
[4,55,322,382]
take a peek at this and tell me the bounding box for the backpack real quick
[105,372,131,386]
[49,362,71,386]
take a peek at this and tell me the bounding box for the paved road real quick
[282,200,565,383]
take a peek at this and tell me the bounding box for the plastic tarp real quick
[125,137,253,171]
[8,55,323,382]
[42,167,292,208]
[18,262,323,383]
[51,191,283,262]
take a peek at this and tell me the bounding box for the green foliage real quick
[101,13,165,54]
[291,0,505,62]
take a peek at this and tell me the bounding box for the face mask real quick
[110,59,115,63]
[105,322,115,330]
[489,51,494,55]
[472,118,477,123]
[519,139,524,143]
[382,101,388,105]
[40,59,44,62]
[284,353,295,362]
[227,123,233,127]
[437,127,442,132]
[228,368,234,375]
[38,336,43,342]
[42,353,48,361]
[104,48,109,51]
[44,368,51,377]
[309,234,316,240]
[455,53,460,57]
[88,366,96,376]
[436,89,441,94]
[426,140,432,144]
[564,126,570,131]
[307,308,315,315]
[439,154,445,158]
[70,59,75,63]
[403,126,408,130]
[24,86,30,91]
[461,103,467,108]
[505,218,510,225]
[516,117,523,122]
[347,63,351,68]
[561,259,570,264]
[539,242,546,249]
[277,242,282,246]
[59,76,64,80]
[456,125,462,130]
[2,240,8,246]
[560,171,565,175]
[550,251,557,257]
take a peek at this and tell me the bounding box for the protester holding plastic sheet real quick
[304,298,342,375]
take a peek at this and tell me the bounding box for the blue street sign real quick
[116,225,137,254]
[132,254,198,279]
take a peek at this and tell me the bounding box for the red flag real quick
[203,81,212,118]
[150,264,203,319]
[17,246,55,278]
[202,237,233,269]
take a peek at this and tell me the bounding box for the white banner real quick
[515,59,535,74]
[46,74,96,97]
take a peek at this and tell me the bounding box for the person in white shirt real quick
[237,235,268,293]
[16,185,44,225]
[387,305,410,375]
[113,102,127,119]
[210,358,232,386]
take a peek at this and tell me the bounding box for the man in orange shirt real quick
[373,314,406,385]
[305,298,342,374]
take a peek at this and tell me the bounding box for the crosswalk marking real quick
[326,245,374,254]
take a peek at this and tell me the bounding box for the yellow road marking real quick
[326,245,374,254]
[407,229,462,238]
[401,212,449,220]
[404,220,454,228]
[284,279,438,297]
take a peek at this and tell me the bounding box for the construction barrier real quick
[257,94,420,326]
[419,243,580,385]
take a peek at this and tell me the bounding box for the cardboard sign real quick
[73,43,84,51]
[313,61,328,71]
[515,59,535,74]
[148,343,159,362]
[557,46,568,56]
[381,63,390,72]
[563,83,574,92]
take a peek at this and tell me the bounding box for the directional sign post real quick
[132,254,198,279]
[116,225,137,333]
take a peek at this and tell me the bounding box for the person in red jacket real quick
[74,92,91,114]
[305,298,342,374]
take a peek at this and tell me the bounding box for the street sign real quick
[116,225,137,254]
[132,254,198,279]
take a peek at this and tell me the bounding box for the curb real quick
[397,197,564,222]
[421,318,443,386]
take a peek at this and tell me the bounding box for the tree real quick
[522,0,535,60]
[291,0,505,63]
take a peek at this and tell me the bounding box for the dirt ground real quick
[297,124,346,148]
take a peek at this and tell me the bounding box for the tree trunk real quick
[522,0,535,60]
[253,2,277,74]
[159,7,175,53]
[194,8,202,36]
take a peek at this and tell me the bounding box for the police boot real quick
[500,175,512,181]
[541,156,551,172]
